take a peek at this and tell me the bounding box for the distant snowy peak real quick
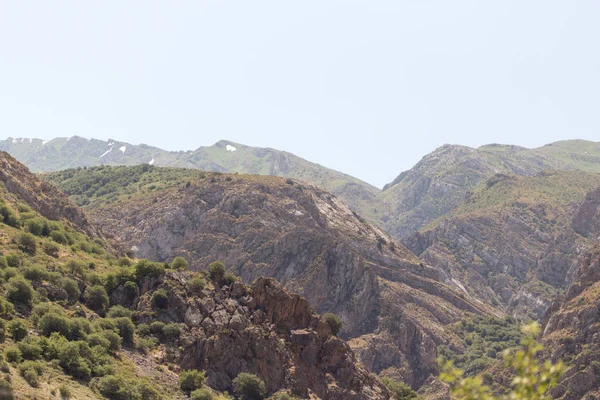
[226,144,237,152]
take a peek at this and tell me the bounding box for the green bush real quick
[112,317,135,345]
[179,370,206,393]
[137,323,150,336]
[189,275,206,294]
[106,305,133,319]
[0,319,6,343]
[87,333,111,351]
[162,323,181,341]
[151,289,169,309]
[25,219,44,236]
[58,341,92,380]
[117,257,132,267]
[43,241,60,257]
[233,373,266,400]
[18,336,43,360]
[208,261,226,283]
[149,321,165,335]
[8,319,28,341]
[191,388,214,400]
[18,360,44,388]
[7,277,35,307]
[0,377,14,399]
[69,318,92,341]
[50,230,68,244]
[171,256,189,270]
[4,346,22,363]
[323,313,342,336]
[5,254,19,268]
[84,285,109,314]
[18,233,37,255]
[0,299,14,319]
[268,392,301,400]
[101,330,122,352]
[59,384,72,399]
[135,260,165,280]
[65,260,86,276]
[381,377,417,399]
[135,337,158,355]
[61,277,81,303]
[222,272,237,286]
[0,256,7,269]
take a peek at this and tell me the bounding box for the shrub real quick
[8,319,28,341]
[0,256,7,269]
[69,318,92,341]
[5,255,19,268]
[0,378,12,400]
[60,277,81,303]
[25,219,44,236]
[151,289,169,309]
[189,276,206,294]
[4,347,21,363]
[137,323,150,336]
[233,373,266,400]
[0,299,14,319]
[222,272,237,286]
[135,337,158,355]
[117,257,132,267]
[18,233,37,255]
[171,256,189,270]
[58,341,92,380]
[43,241,60,257]
[18,337,43,360]
[112,317,135,345]
[381,377,417,399]
[209,261,226,283]
[101,330,122,352]
[65,260,86,276]
[162,323,181,341]
[0,320,5,343]
[84,285,109,314]
[149,321,165,335]
[18,361,43,388]
[179,370,206,393]
[268,392,301,400]
[106,305,133,319]
[87,333,111,351]
[135,260,165,280]
[323,313,342,336]
[0,204,19,228]
[191,388,214,400]
[50,230,68,244]
[59,385,72,399]
[7,277,35,307]
[124,281,138,297]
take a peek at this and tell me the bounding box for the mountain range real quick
[2,136,600,398]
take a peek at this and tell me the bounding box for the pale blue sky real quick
[1,1,599,187]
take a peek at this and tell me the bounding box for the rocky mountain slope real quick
[403,170,600,320]
[1,136,381,219]
[46,165,494,389]
[0,152,392,399]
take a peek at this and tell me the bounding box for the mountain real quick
[0,136,382,219]
[0,151,391,399]
[542,186,600,399]
[46,164,494,389]
[403,170,600,319]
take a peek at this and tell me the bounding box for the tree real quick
[381,378,417,399]
[323,313,342,336]
[171,256,189,270]
[232,373,266,400]
[84,285,109,314]
[440,322,565,400]
[179,370,206,394]
[18,233,37,255]
[7,277,35,308]
[209,261,226,284]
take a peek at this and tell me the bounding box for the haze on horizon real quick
[1,1,599,188]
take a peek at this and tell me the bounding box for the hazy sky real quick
[1,1,599,187]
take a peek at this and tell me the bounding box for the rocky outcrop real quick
[0,151,99,237]
[380,144,567,238]
[403,171,600,320]
[66,170,491,388]
[134,271,390,400]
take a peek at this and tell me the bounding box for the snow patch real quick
[108,142,114,146]
[149,158,155,165]
[119,146,126,154]
[11,138,17,144]
[28,138,32,143]
[225,145,237,152]
[100,147,113,158]
[42,140,50,146]
[20,138,25,143]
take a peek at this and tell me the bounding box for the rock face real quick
[0,151,98,237]
[403,171,600,320]
[134,272,390,400]
[380,144,568,238]
[51,168,491,387]
[542,186,600,400]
